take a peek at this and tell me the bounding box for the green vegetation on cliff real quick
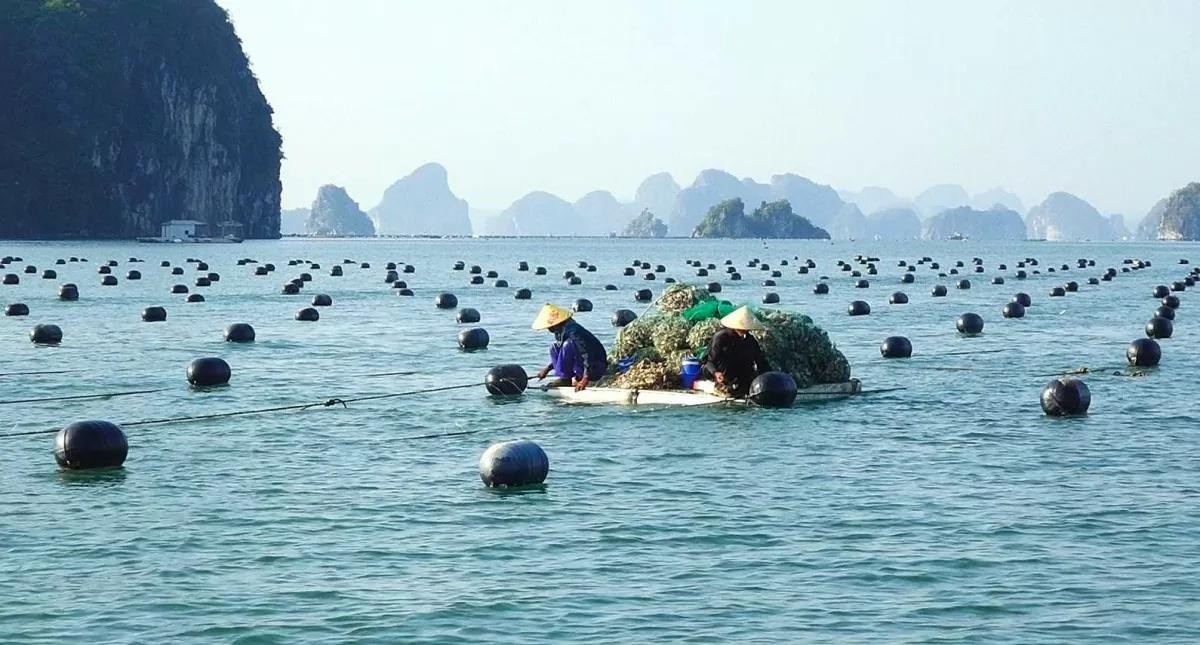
[692,198,830,239]
[0,0,282,239]
[1140,182,1200,241]
[622,209,667,238]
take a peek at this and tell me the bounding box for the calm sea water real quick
[1,237,1198,644]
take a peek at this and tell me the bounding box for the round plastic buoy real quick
[1162,295,1181,309]
[54,420,128,470]
[281,283,300,295]
[573,298,593,313]
[635,289,653,302]
[707,282,722,293]
[623,267,635,276]
[535,267,547,275]
[1041,377,1091,417]
[126,270,142,280]
[494,279,510,288]
[612,309,637,327]
[643,273,656,281]
[848,300,870,316]
[187,357,231,386]
[100,275,118,286]
[763,279,776,287]
[931,285,947,297]
[604,284,618,291]
[486,270,499,279]
[1145,316,1173,339]
[141,306,166,322]
[1126,338,1161,367]
[514,288,532,300]
[855,279,869,289]
[1155,305,1176,320]
[956,313,984,335]
[957,279,971,290]
[697,268,709,277]
[813,283,829,295]
[1002,302,1026,318]
[435,293,458,309]
[194,276,211,287]
[458,328,490,350]
[391,280,408,289]
[880,336,912,358]
[5,303,29,316]
[889,292,908,305]
[484,365,529,396]
[310,294,332,307]
[1048,286,1065,297]
[901,273,915,284]
[225,323,256,342]
[30,323,63,344]
[456,308,481,324]
[296,307,320,321]
[748,372,798,408]
[185,294,205,303]
[42,269,57,279]
[762,292,780,304]
[479,440,548,487]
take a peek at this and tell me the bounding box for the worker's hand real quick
[574,375,590,391]
[714,371,725,385]
[536,366,550,380]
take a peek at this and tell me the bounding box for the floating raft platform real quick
[542,379,861,407]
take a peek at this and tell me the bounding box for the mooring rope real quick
[0,388,170,407]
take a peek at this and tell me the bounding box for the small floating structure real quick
[137,220,243,244]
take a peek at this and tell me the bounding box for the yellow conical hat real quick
[719,305,765,331]
[532,303,573,330]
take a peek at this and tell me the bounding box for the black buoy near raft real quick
[479,440,548,488]
[880,335,912,358]
[484,364,529,396]
[54,420,129,470]
[30,323,63,344]
[1041,378,1091,417]
[225,323,256,343]
[573,299,593,312]
[458,328,490,351]
[455,308,481,324]
[847,300,870,316]
[748,372,798,408]
[612,309,637,327]
[187,357,231,387]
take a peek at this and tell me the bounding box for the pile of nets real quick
[604,283,851,390]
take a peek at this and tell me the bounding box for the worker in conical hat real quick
[532,303,608,391]
[703,305,771,397]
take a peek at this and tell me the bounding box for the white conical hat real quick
[719,305,765,331]
[532,303,573,330]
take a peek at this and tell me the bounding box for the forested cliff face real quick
[0,0,282,239]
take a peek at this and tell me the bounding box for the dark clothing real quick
[704,328,771,397]
[550,320,608,381]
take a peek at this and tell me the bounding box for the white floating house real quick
[160,219,209,240]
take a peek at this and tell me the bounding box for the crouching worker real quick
[704,305,771,398]
[532,303,608,391]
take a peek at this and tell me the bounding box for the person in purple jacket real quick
[531,303,608,391]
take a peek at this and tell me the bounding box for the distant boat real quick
[949,232,966,241]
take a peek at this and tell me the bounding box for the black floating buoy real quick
[855,279,869,289]
[612,309,637,327]
[299,273,312,282]
[888,291,908,304]
[54,420,128,470]
[23,265,35,274]
[1145,316,1173,339]
[196,262,209,271]
[57,283,78,301]
[957,279,971,290]
[141,306,167,322]
[763,279,776,287]
[30,323,63,344]
[956,312,984,335]
[761,291,780,304]
[880,335,912,358]
[1163,295,1181,309]
[568,276,582,285]
[101,275,118,286]
[623,267,635,276]
[469,275,484,285]
[573,298,593,312]
[435,293,458,309]
[604,284,618,291]
[707,282,722,293]
[900,273,914,284]
[697,268,709,277]
[312,294,333,307]
[643,273,656,281]
[126,270,142,280]
[748,372,798,408]
[255,266,269,276]
[1016,270,1027,279]
[1152,285,1170,298]
[458,327,490,350]
[479,439,548,487]
[194,276,212,287]
[1065,281,1079,292]
[1049,286,1065,297]
[848,300,870,316]
[6,303,29,316]
[1002,302,1026,318]
[535,267,547,276]
[456,307,481,323]
[484,365,528,396]
[486,270,499,279]
[171,284,189,294]
[1126,338,1161,367]
[1041,377,1091,417]
[1087,277,1099,285]
[296,307,319,321]
[452,261,463,271]
[931,285,947,297]
[1155,305,1175,320]
[1012,292,1032,307]
[1171,281,1186,292]
[635,288,653,302]
[281,282,300,295]
[186,293,205,303]
[42,269,57,279]
[515,288,532,300]
[813,283,829,295]
[187,357,231,386]
[992,276,1005,285]
[225,322,256,342]
[729,272,741,281]
[495,279,510,288]
[97,266,111,275]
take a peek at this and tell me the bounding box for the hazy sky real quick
[217,0,1199,217]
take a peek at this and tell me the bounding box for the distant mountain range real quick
[281,165,1197,240]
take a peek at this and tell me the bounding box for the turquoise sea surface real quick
[1,237,1198,644]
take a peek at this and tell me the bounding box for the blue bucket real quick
[617,356,637,374]
[680,356,701,388]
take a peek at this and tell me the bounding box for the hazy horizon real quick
[217,0,1199,218]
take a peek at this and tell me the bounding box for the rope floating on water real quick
[0,388,170,407]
